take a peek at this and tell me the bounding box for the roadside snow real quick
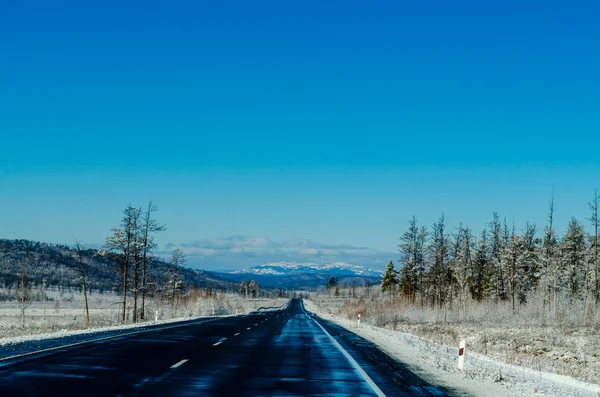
[0,314,224,348]
[304,299,600,397]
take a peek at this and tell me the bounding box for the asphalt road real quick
[0,299,451,396]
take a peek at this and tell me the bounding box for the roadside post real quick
[212,307,215,316]
[155,310,158,322]
[331,312,334,319]
[458,340,465,370]
[357,313,361,326]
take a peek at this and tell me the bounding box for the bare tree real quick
[140,201,166,320]
[239,280,249,298]
[102,205,139,324]
[168,248,186,313]
[249,280,259,298]
[74,239,90,328]
[589,190,599,302]
[16,269,32,328]
[131,207,142,323]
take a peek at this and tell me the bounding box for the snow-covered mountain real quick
[229,262,383,277]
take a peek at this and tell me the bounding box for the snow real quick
[304,299,600,397]
[231,262,383,277]
[0,314,221,348]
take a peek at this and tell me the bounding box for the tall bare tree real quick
[74,239,90,328]
[589,190,599,302]
[131,207,142,323]
[168,248,186,312]
[16,269,31,328]
[140,201,166,320]
[102,205,139,324]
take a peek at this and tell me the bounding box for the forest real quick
[382,192,600,318]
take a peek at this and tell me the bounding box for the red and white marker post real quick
[458,340,466,370]
[357,313,361,326]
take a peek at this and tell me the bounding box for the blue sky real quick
[1,1,599,270]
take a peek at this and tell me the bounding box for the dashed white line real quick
[246,327,251,330]
[170,359,188,369]
[213,337,227,346]
[234,333,240,336]
[213,342,222,346]
[254,323,258,326]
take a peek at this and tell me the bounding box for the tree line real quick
[381,191,600,316]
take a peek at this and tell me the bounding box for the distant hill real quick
[0,239,234,295]
[218,262,382,289]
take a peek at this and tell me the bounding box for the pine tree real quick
[541,196,559,312]
[503,223,522,311]
[381,260,398,297]
[429,215,449,308]
[488,213,506,300]
[453,225,473,314]
[326,276,336,297]
[399,216,419,302]
[516,223,539,304]
[472,230,490,302]
[560,217,587,299]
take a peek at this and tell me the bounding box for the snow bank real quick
[304,299,600,397]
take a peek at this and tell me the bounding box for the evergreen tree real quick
[541,196,559,312]
[381,260,398,297]
[399,216,419,302]
[560,217,587,299]
[429,215,450,308]
[326,276,336,297]
[453,225,473,313]
[472,230,490,302]
[516,223,540,304]
[488,213,507,300]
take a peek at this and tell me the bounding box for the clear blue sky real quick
[1,1,599,270]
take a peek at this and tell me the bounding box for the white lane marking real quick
[234,333,240,336]
[213,337,227,346]
[254,323,258,326]
[213,342,222,346]
[246,327,251,330]
[170,359,188,369]
[301,303,386,397]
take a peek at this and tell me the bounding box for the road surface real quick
[0,299,451,396]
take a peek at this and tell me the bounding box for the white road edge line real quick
[170,359,188,369]
[301,303,386,397]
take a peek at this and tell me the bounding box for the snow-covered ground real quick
[0,290,286,340]
[304,299,600,397]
